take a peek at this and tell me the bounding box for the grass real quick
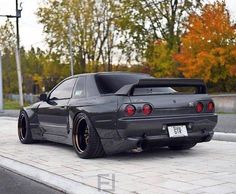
[217,112,236,114]
[3,99,21,110]
[2,99,31,110]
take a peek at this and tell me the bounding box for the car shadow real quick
[33,140,74,152]
[105,147,203,161]
[32,140,208,161]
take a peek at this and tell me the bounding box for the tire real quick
[18,111,34,144]
[72,113,105,159]
[168,142,197,150]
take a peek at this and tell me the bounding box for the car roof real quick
[68,72,150,79]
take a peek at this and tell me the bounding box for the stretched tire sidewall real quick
[72,113,104,159]
[18,111,33,144]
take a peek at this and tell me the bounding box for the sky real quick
[0,0,45,50]
[0,0,236,51]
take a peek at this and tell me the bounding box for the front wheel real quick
[168,142,197,150]
[18,111,34,144]
[72,113,105,159]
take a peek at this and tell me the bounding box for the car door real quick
[38,78,77,137]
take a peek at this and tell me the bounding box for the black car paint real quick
[21,72,217,155]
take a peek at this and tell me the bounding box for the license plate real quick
[168,125,188,138]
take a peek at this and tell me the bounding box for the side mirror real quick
[39,93,48,101]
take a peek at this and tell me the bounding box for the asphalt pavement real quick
[0,167,64,194]
[214,114,236,133]
[0,110,19,118]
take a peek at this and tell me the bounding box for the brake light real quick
[196,102,204,113]
[125,105,136,116]
[207,101,215,112]
[142,104,153,115]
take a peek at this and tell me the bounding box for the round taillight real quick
[207,101,215,112]
[125,105,136,116]
[196,102,204,113]
[143,104,152,115]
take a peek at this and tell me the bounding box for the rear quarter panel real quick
[69,95,122,139]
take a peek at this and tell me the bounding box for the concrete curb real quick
[0,156,108,194]
[213,132,236,142]
[0,110,19,117]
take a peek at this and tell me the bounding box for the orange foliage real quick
[174,1,236,83]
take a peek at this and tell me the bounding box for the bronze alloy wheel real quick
[72,113,105,158]
[75,118,89,153]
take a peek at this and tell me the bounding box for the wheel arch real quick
[19,106,38,124]
[71,111,105,158]
[72,112,85,135]
[18,108,30,125]
[72,111,99,136]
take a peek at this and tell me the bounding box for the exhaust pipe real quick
[137,139,148,150]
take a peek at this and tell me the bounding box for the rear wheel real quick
[18,111,33,144]
[72,113,105,159]
[168,142,197,150]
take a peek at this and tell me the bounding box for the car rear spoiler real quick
[115,78,207,96]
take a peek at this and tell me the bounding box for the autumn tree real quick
[37,0,117,73]
[174,1,236,91]
[0,20,18,93]
[116,0,202,63]
[0,20,68,94]
[145,40,179,77]
[21,47,71,93]
[0,19,16,51]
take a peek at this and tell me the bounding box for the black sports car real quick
[18,72,217,158]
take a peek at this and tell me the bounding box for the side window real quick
[73,77,86,98]
[87,75,99,97]
[50,78,76,100]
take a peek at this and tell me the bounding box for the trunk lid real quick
[129,94,211,117]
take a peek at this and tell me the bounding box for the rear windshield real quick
[95,74,151,94]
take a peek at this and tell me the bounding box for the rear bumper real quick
[117,113,217,138]
[101,114,217,154]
